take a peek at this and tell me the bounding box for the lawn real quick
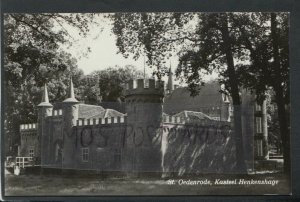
[4,171,291,196]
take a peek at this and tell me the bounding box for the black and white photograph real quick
[2,10,292,196]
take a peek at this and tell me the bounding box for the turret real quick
[123,79,164,176]
[62,78,79,168]
[37,84,53,164]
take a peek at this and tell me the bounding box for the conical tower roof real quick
[37,84,53,107]
[63,78,79,103]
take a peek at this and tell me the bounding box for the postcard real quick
[2,10,292,198]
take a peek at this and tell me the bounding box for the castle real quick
[18,71,269,175]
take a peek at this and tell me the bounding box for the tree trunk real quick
[270,13,291,176]
[274,86,290,175]
[220,14,247,172]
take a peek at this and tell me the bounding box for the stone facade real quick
[19,76,268,175]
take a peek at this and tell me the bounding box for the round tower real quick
[123,79,164,176]
[62,78,79,168]
[37,84,53,165]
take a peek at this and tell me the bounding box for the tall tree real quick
[4,13,97,155]
[111,13,249,171]
[270,13,290,175]
[231,13,290,174]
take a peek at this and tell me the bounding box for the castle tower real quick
[254,99,269,160]
[167,66,174,94]
[62,78,79,168]
[123,79,164,176]
[37,84,53,164]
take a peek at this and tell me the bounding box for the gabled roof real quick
[163,81,225,115]
[103,108,125,118]
[78,104,105,119]
[78,104,125,119]
[50,103,125,119]
[173,110,213,121]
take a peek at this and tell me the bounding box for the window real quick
[256,117,262,133]
[256,139,263,157]
[29,148,34,157]
[144,79,149,88]
[82,148,89,162]
[255,103,262,111]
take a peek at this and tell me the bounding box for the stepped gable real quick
[163,81,224,115]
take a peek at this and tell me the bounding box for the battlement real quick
[163,115,233,127]
[125,79,164,96]
[163,115,186,124]
[76,116,127,126]
[20,123,37,131]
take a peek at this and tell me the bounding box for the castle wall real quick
[41,110,63,168]
[42,116,126,171]
[161,116,236,176]
[19,124,38,158]
[21,79,261,176]
[70,118,125,171]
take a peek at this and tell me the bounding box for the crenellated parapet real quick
[163,115,186,124]
[76,116,126,126]
[20,123,37,131]
[162,115,234,128]
[125,79,164,97]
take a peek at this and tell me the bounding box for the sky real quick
[61,14,216,84]
[62,16,165,75]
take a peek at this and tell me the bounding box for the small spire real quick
[42,83,49,103]
[69,77,75,99]
[37,84,52,107]
[63,77,79,103]
[167,62,174,92]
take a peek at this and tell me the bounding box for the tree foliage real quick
[76,65,144,104]
[4,13,97,154]
[112,13,196,79]
[110,12,290,172]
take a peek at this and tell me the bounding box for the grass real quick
[4,171,291,196]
